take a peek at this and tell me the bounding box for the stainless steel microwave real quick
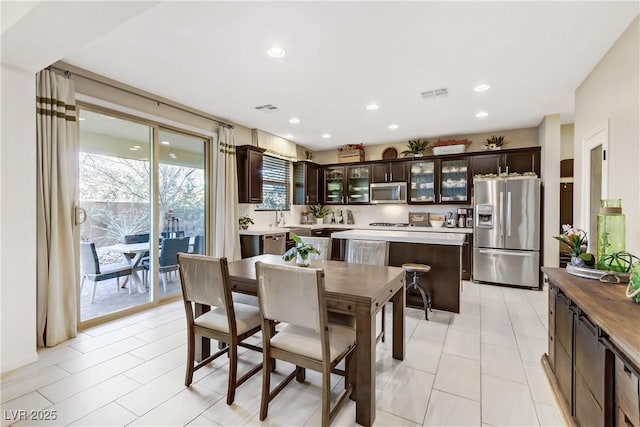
[369,182,407,204]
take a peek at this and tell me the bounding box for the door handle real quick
[306,195,309,203]
[499,191,504,237]
[385,173,388,181]
[75,207,87,225]
[479,249,534,257]
[390,172,393,181]
[506,192,512,237]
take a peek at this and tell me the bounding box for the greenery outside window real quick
[256,155,290,210]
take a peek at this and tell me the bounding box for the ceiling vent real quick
[254,104,279,112]
[421,88,448,99]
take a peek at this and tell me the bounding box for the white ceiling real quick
[6,1,639,150]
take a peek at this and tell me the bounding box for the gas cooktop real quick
[369,222,410,227]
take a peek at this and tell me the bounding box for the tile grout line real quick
[421,308,452,426]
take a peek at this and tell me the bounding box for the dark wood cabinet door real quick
[248,149,263,203]
[371,163,388,183]
[236,145,265,203]
[389,161,407,182]
[306,163,320,204]
[504,151,540,175]
[324,166,345,204]
[471,154,501,176]
[560,183,573,229]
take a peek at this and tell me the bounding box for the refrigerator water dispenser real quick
[476,204,494,228]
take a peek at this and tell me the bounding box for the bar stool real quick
[402,263,432,320]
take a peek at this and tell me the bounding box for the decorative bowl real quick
[430,220,444,228]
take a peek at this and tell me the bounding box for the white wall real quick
[574,16,639,256]
[539,115,561,267]
[0,65,38,373]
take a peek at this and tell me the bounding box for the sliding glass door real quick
[78,108,209,322]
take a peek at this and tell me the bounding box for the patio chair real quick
[143,237,189,292]
[189,235,204,254]
[80,242,133,303]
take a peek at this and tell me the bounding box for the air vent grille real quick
[421,88,448,99]
[255,104,279,112]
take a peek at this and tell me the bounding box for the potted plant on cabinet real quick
[283,232,320,267]
[238,215,254,230]
[308,204,330,225]
[483,135,506,150]
[400,139,431,157]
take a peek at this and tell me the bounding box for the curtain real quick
[214,126,241,261]
[36,70,79,347]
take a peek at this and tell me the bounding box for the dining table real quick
[194,254,406,427]
[103,242,150,293]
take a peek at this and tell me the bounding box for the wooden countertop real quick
[330,229,466,246]
[542,267,640,368]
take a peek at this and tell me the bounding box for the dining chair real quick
[80,242,133,303]
[143,237,189,291]
[189,235,204,254]
[177,253,263,404]
[300,236,331,261]
[255,262,356,427]
[346,239,390,342]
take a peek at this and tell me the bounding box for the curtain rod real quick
[47,65,234,129]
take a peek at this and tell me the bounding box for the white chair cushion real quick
[194,303,261,335]
[271,323,355,362]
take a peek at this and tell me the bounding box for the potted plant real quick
[238,215,254,230]
[400,140,431,157]
[283,232,320,267]
[308,204,330,225]
[554,225,588,266]
[484,135,506,150]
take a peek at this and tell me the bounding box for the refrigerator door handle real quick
[499,191,504,237]
[506,191,512,236]
[478,249,535,257]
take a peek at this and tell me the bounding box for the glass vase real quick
[296,252,309,267]
[597,199,625,267]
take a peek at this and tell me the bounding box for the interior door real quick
[504,178,540,251]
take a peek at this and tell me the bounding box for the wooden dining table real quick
[194,254,406,427]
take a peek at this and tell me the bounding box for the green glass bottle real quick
[597,199,625,268]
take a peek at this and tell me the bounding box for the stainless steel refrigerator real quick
[473,177,540,288]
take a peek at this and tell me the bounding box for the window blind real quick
[256,155,290,210]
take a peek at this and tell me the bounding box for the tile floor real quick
[1,281,565,426]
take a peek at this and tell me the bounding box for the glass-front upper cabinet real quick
[324,166,345,204]
[439,158,470,203]
[409,160,436,204]
[347,165,370,204]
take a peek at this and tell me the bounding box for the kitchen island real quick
[331,229,465,313]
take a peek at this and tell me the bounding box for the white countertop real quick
[239,224,472,236]
[329,229,466,246]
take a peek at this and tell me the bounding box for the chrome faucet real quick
[275,209,282,227]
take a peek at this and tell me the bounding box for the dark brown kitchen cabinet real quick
[439,158,470,204]
[554,290,574,407]
[236,145,266,203]
[324,166,345,204]
[471,147,541,177]
[462,234,472,281]
[293,161,321,205]
[371,161,407,183]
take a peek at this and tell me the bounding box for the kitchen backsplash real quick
[240,203,471,227]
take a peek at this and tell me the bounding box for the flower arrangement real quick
[338,143,364,152]
[400,139,431,157]
[283,233,320,267]
[554,225,587,257]
[238,215,254,230]
[484,135,506,150]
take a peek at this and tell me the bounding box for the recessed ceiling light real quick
[474,84,491,92]
[129,147,139,151]
[169,153,177,158]
[133,145,141,149]
[366,103,379,110]
[388,124,399,130]
[475,111,489,118]
[322,133,331,139]
[79,117,85,121]
[289,117,300,124]
[161,140,170,145]
[285,134,293,139]
[99,114,115,119]
[267,47,286,58]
